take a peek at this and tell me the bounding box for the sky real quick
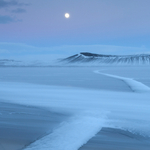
[0,0,150,60]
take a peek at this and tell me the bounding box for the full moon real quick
[65,13,70,18]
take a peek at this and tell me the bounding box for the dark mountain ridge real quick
[61,52,150,65]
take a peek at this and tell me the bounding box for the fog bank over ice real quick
[0,42,149,61]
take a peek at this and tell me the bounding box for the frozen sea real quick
[0,66,150,150]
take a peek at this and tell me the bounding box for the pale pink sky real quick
[0,0,150,57]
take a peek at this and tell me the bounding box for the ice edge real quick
[94,70,150,93]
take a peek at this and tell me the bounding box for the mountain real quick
[60,52,150,65]
[0,59,59,67]
[1,52,150,67]
[0,59,21,66]
[0,59,51,67]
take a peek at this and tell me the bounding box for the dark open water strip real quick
[79,127,150,150]
[0,101,68,150]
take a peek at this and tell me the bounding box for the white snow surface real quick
[1,67,150,150]
[24,111,107,150]
[94,70,150,92]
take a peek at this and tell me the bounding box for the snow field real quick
[1,67,150,150]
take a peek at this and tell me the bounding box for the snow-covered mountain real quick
[0,59,53,67]
[0,59,21,66]
[60,52,150,65]
[1,52,150,66]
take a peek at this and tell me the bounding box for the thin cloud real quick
[11,8,26,13]
[0,0,28,23]
[0,15,14,24]
[0,0,28,9]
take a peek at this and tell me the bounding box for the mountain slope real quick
[60,52,150,65]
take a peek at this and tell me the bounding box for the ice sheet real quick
[1,66,150,150]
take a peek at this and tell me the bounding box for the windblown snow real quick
[94,70,150,92]
[24,111,107,150]
[1,67,150,150]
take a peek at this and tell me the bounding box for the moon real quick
[65,13,70,18]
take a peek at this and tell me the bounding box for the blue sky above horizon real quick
[0,0,150,60]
